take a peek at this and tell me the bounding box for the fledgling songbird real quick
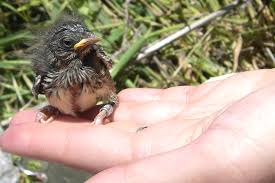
[30,15,118,125]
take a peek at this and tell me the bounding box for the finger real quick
[118,86,195,103]
[113,70,254,123]
[211,82,275,144]
[115,70,275,123]
[120,69,275,104]
[118,88,162,102]
[112,100,184,123]
[175,69,275,119]
[189,69,275,105]
[9,109,37,125]
[0,109,208,172]
[0,111,133,172]
[112,81,224,122]
[85,141,225,183]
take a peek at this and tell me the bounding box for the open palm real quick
[1,69,275,183]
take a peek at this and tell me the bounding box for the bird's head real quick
[47,19,100,68]
[31,15,103,74]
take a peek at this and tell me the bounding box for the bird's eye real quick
[62,38,73,47]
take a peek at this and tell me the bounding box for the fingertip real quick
[0,124,32,154]
[10,109,37,125]
[1,109,38,152]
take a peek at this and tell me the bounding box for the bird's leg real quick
[92,45,113,69]
[36,105,60,124]
[93,93,118,125]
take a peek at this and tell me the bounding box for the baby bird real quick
[31,15,118,125]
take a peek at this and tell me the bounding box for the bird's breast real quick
[47,84,110,116]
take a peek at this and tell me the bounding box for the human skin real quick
[1,69,275,183]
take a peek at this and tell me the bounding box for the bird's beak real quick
[74,37,100,50]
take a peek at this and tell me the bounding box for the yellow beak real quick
[74,37,101,50]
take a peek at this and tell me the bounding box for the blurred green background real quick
[0,0,274,182]
[0,0,274,123]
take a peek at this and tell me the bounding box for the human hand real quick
[1,69,275,183]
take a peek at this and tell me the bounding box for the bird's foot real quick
[36,105,60,124]
[93,104,114,125]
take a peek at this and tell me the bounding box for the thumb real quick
[84,142,227,183]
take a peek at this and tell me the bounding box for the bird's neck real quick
[68,59,82,68]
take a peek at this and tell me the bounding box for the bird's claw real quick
[36,105,60,124]
[35,112,55,124]
[93,104,114,125]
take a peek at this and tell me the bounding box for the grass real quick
[0,1,274,182]
[0,0,274,124]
